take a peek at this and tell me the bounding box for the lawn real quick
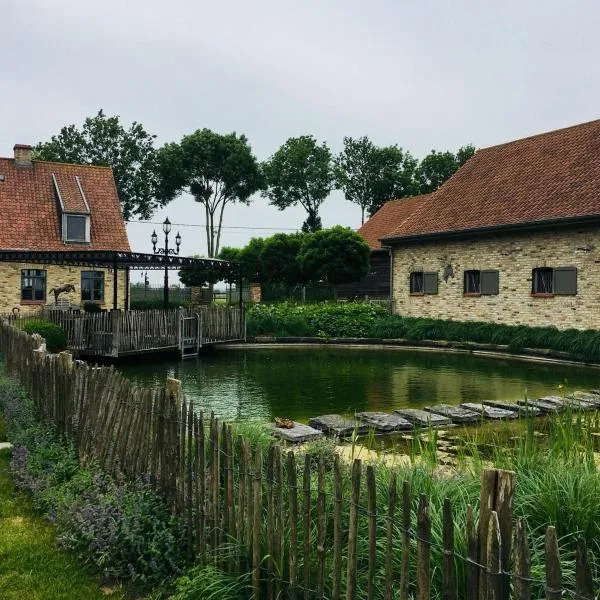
[0,449,128,600]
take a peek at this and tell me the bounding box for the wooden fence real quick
[36,307,245,356]
[0,320,596,600]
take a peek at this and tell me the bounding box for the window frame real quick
[81,270,105,302]
[463,269,499,296]
[21,269,47,303]
[531,267,577,297]
[63,213,90,243]
[409,271,438,295]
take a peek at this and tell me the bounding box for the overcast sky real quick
[2,0,599,284]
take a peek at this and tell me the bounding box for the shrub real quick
[21,319,67,353]
[82,301,102,313]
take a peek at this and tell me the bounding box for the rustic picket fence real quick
[0,319,596,600]
[27,306,245,356]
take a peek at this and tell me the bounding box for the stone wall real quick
[0,263,127,314]
[391,225,600,330]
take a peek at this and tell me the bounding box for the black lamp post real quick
[152,218,181,308]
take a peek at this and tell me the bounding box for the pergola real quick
[0,250,241,310]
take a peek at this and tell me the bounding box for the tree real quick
[417,144,475,194]
[237,237,266,282]
[262,135,334,232]
[297,227,371,294]
[260,233,306,290]
[335,136,419,222]
[34,109,160,220]
[156,129,264,258]
[178,255,236,288]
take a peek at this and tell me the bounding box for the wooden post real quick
[545,527,562,600]
[400,480,411,600]
[443,498,456,600]
[345,459,361,600]
[384,473,397,600]
[514,518,531,600]
[486,512,502,600]
[332,455,343,600]
[237,437,248,568]
[316,457,326,599]
[267,444,275,600]
[366,465,376,600]
[575,537,595,600]
[287,451,298,600]
[416,494,430,600]
[252,446,263,600]
[466,505,479,600]
[302,453,311,600]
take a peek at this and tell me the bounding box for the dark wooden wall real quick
[335,249,391,300]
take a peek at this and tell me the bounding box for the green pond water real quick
[117,347,600,424]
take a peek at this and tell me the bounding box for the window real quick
[21,269,46,302]
[532,267,577,296]
[64,214,89,242]
[463,270,499,295]
[409,271,438,294]
[81,271,104,302]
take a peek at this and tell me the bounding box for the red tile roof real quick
[357,194,429,249]
[0,158,130,252]
[384,119,600,242]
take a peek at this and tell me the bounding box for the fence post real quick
[545,527,562,600]
[486,512,502,600]
[110,309,121,357]
[478,469,516,600]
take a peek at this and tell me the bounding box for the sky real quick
[2,0,599,283]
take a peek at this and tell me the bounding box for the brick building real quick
[377,119,600,330]
[0,145,130,313]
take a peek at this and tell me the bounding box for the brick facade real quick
[0,263,127,314]
[391,225,600,330]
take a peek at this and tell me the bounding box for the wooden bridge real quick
[42,307,245,358]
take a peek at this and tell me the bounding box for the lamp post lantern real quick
[151,217,181,308]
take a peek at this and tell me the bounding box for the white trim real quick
[74,176,91,213]
[52,173,65,211]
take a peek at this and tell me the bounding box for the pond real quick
[117,346,600,423]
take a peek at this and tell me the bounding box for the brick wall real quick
[0,263,127,313]
[391,225,600,330]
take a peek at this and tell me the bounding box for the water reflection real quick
[118,347,600,423]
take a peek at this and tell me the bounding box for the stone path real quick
[304,389,600,438]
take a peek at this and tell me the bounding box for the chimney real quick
[14,144,32,168]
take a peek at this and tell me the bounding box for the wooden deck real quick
[41,307,245,358]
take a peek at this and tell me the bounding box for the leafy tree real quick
[417,144,475,194]
[297,227,371,295]
[336,136,419,221]
[34,109,160,220]
[178,255,237,287]
[260,233,306,290]
[156,129,264,258]
[262,136,334,232]
[238,237,266,282]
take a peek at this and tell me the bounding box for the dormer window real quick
[64,214,90,242]
[53,173,91,244]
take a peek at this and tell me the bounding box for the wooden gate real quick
[178,312,201,358]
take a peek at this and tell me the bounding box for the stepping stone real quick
[356,411,413,432]
[460,403,519,420]
[394,408,452,428]
[568,391,600,406]
[424,404,481,424]
[483,400,541,417]
[355,411,414,433]
[518,398,563,413]
[541,395,596,411]
[308,414,369,437]
[272,422,323,443]
[589,389,600,396]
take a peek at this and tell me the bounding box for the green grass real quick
[0,449,128,600]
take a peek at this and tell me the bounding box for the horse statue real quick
[50,283,76,304]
